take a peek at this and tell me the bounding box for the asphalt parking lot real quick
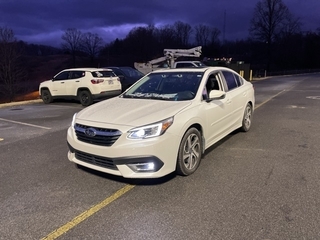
[1,73,320,239]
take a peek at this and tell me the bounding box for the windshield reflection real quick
[123,72,203,101]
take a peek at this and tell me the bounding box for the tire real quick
[240,103,253,132]
[41,89,53,104]
[176,128,202,176]
[78,90,93,106]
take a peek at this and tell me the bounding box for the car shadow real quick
[203,129,240,156]
[76,164,177,185]
[50,95,117,105]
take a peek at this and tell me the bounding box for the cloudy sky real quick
[0,0,319,47]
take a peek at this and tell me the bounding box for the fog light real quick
[127,162,155,172]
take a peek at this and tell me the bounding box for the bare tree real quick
[155,24,177,49]
[174,21,193,47]
[61,28,82,67]
[124,25,157,61]
[250,0,288,42]
[81,32,104,62]
[194,24,211,46]
[210,28,221,46]
[194,24,221,47]
[249,0,300,69]
[280,12,301,38]
[0,27,25,101]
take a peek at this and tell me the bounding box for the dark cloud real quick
[0,0,319,47]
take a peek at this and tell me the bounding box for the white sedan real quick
[67,67,255,178]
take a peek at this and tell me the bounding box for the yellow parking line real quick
[41,184,136,240]
[255,89,286,109]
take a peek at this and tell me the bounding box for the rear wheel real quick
[176,128,202,176]
[41,89,53,104]
[78,90,93,106]
[241,103,253,132]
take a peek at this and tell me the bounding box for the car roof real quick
[104,66,134,70]
[150,66,229,73]
[176,61,202,63]
[63,68,113,72]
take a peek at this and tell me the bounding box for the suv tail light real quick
[91,79,104,84]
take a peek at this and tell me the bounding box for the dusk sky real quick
[0,0,319,47]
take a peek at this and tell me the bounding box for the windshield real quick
[122,72,203,101]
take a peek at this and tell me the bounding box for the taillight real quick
[91,79,104,84]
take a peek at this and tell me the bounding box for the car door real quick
[201,71,235,147]
[65,70,85,96]
[51,71,70,96]
[221,70,246,126]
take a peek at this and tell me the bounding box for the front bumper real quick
[67,126,180,178]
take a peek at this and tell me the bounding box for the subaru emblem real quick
[85,128,97,137]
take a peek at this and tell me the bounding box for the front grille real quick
[75,150,117,170]
[75,123,122,146]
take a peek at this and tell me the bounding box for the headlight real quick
[127,117,173,139]
[71,113,77,128]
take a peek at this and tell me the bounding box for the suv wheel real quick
[41,89,53,104]
[78,90,93,106]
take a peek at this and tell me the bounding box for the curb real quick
[0,99,43,108]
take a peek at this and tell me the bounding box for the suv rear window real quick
[91,71,116,78]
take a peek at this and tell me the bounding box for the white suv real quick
[39,68,122,106]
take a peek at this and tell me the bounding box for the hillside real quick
[0,54,73,104]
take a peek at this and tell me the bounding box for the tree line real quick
[1,0,320,101]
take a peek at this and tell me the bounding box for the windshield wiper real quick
[122,94,141,99]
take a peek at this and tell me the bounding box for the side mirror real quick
[207,90,225,101]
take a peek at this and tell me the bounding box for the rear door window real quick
[234,74,243,86]
[70,71,85,79]
[222,71,238,91]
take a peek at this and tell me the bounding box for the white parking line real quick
[0,138,3,141]
[0,118,51,130]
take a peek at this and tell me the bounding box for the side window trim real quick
[216,72,227,91]
[202,71,224,101]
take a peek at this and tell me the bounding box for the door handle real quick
[226,99,231,104]
[60,82,65,84]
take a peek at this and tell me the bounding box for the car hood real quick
[76,97,191,127]
[39,79,52,86]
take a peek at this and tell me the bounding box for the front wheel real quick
[41,89,53,104]
[176,128,202,176]
[240,103,253,132]
[78,90,93,106]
